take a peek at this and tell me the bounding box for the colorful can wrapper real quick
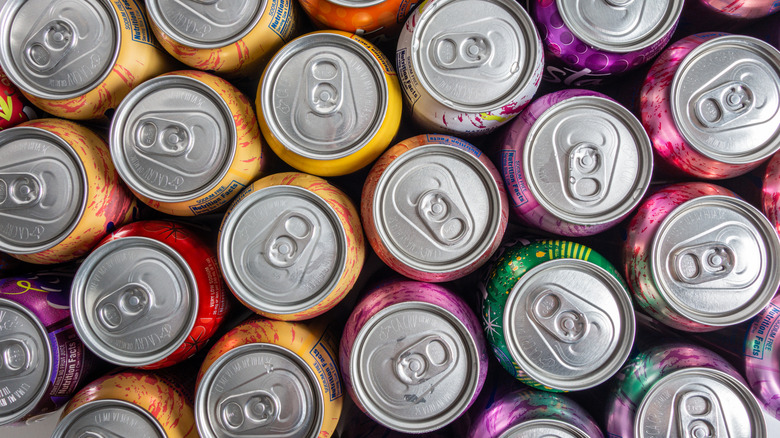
[691,0,780,20]
[745,295,780,421]
[0,68,34,131]
[299,0,418,42]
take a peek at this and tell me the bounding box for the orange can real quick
[299,0,419,41]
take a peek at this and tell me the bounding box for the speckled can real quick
[745,295,780,421]
[0,68,35,131]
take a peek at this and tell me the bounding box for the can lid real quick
[634,368,766,438]
[372,144,503,275]
[0,298,52,426]
[411,0,541,111]
[70,236,199,367]
[146,0,265,49]
[524,95,652,226]
[499,419,590,438]
[651,195,780,327]
[51,399,166,438]
[503,258,635,391]
[111,75,236,203]
[671,35,780,165]
[195,343,324,438]
[0,127,86,255]
[219,185,348,316]
[261,32,388,161]
[0,0,119,100]
[556,0,684,53]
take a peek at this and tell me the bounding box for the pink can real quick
[691,0,780,19]
[762,150,780,234]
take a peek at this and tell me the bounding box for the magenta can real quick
[745,295,780,420]
[640,32,780,179]
[499,88,653,236]
[762,150,780,235]
[339,279,488,434]
[691,0,780,19]
[533,0,684,87]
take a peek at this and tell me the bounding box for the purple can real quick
[340,278,488,434]
[745,295,780,420]
[533,0,684,86]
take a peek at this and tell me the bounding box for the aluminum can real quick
[53,369,197,438]
[218,172,365,321]
[762,150,780,235]
[606,342,766,438]
[195,317,342,438]
[342,408,452,438]
[0,68,34,131]
[396,0,544,136]
[146,0,300,77]
[533,0,684,87]
[745,294,780,421]
[623,182,780,332]
[340,279,488,433]
[258,30,402,177]
[691,0,780,19]
[499,89,653,236]
[362,134,508,282]
[0,119,138,265]
[110,70,267,216]
[70,220,230,369]
[481,239,635,392]
[0,270,105,426]
[298,0,418,42]
[640,33,780,179]
[0,0,174,121]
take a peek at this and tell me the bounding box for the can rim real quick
[327,0,388,7]
[499,418,591,438]
[51,398,167,438]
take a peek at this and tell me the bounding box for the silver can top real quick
[671,35,780,165]
[51,399,166,438]
[500,419,590,438]
[651,195,780,327]
[70,236,199,367]
[525,95,653,226]
[556,0,684,53]
[219,185,347,316]
[372,143,504,275]
[146,0,265,49]
[111,75,236,203]
[0,299,52,426]
[350,301,481,433]
[0,127,86,255]
[503,258,635,391]
[261,32,388,160]
[195,343,324,438]
[635,368,766,438]
[0,0,119,100]
[410,0,542,111]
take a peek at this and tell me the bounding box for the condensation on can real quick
[298,0,418,42]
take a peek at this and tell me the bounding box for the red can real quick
[0,68,34,131]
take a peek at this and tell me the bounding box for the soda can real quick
[745,294,780,420]
[606,342,766,438]
[762,150,780,235]
[0,270,106,426]
[70,220,230,369]
[218,172,365,321]
[146,0,300,77]
[396,0,544,136]
[499,89,653,236]
[0,119,138,265]
[340,279,488,434]
[623,182,780,332]
[361,134,508,282]
[690,0,780,20]
[0,0,174,121]
[298,0,417,42]
[194,317,343,438]
[0,68,35,131]
[258,30,402,177]
[640,33,780,179]
[110,70,267,216]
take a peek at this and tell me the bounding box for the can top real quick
[372,144,503,275]
[52,399,166,438]
[0,127,87,255]
[499,419,590,438]
[70,236,199,367]
[219,185,347,316]
[261,32,388,161]
[651,195,780,327]
[350,301,481,433]
[503,258,635,391]
[0,298,52,426]
[524,95,652,226]
[146,0,265,49]
[411,0,542,111]
[0,0,119,100]
[671,35,780,165]
[634,368,766,438]
[556,0,683,53]
[196,343,324,438]
[111,75,236,203]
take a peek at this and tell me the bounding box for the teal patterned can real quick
[480,239,635,392]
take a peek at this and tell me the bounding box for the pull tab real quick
[263,211,316,269]
[432,33,492,70]
[76,427,124,438]
[695,81,754,129]
[220,390,280,432]
[0,338,32,379]
[189,0,220,4]
[95,284,152,333]
[23,20,76,73]
[417,190,471,246]
[672,243,736,285]
[306,57,344,115]
[0,173,43,210]
[395,335,454,385]
[675,387,728,438]
[603,0,635,6]
[530,292,589,343]
[134,118,192,157]
[567,143,606,202]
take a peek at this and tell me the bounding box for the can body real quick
[299,0,417,42]
[693,0,780,19]
[0,68,34,131]
[762,150,780,235]
[745,295,780,420]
